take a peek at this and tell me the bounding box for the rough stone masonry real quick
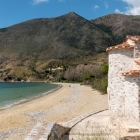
[107,36,140,129]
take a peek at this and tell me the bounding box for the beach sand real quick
[0,83,108,140]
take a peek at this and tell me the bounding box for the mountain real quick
[91,14,140,44]
[0,12,140,81]
[0,12,111,60]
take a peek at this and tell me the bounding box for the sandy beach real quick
[0,83,108,140]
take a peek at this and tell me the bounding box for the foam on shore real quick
[0,83,61,110]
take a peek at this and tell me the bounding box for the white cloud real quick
[93,5,99,10]
[115,9,123,14]
[104,2,108,9]
[58,0,65,2]
[32,0,49,5]
[119,0,140,15]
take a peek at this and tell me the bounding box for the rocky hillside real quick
[0,12,111,61]
[0,12,140,81]
[91,14,140,44]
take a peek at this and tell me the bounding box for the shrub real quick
[100,79,108,94]
[0,70,3,73]
[63,63,108,94]
[45,69,50,74]
[84,75,91,80]
[101,64,108,74]
[92,77,108,94]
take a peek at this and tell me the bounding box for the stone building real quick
[106,36,140,129]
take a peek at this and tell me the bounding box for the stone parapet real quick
[24,110,108,140]
[119,135,140,140]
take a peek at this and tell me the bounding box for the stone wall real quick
[133,43,140,71]
[119,135,140,140]
[108,49,134,125]
[48,123,70,140]
[134,43,140,59]
[124,76,140,126]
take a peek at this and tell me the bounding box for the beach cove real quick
[0,83,108,140]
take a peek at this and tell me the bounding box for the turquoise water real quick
[0,82,60,109]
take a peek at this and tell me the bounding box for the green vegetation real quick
[92,77,108,94]
[0,51,109,93]
[91,64,108,94]
[1,12,140,93]
[0,28,7,32]
[101,63,108,74]
[95,24,112,35]
[49,57,109,94]
[92,14,140,45]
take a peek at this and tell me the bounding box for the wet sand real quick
[0,83,108,140]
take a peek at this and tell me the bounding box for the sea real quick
[0,82,60,109]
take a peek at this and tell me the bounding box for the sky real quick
[0,0,140,28]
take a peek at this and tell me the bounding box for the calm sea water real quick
[0,82,60,109]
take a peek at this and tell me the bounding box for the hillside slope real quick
[0,12,111,61]
[0,13,140,81]
[91,14,140,44]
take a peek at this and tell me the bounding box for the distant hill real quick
[0,12,140,81]
[0,12,111,60]
[91,14,140,44]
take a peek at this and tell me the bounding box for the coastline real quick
[0,82,61,111]
[0,83,108,140]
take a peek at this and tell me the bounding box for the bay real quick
[0,82,60,109]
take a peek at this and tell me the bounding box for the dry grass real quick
[70,114,140,140]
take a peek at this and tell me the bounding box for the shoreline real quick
[0,83,108,140]
[0,82,62,111]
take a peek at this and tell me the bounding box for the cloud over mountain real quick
[32,0,49,5]
[121,0,140,15]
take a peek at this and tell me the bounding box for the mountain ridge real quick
[0,12,140,80]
